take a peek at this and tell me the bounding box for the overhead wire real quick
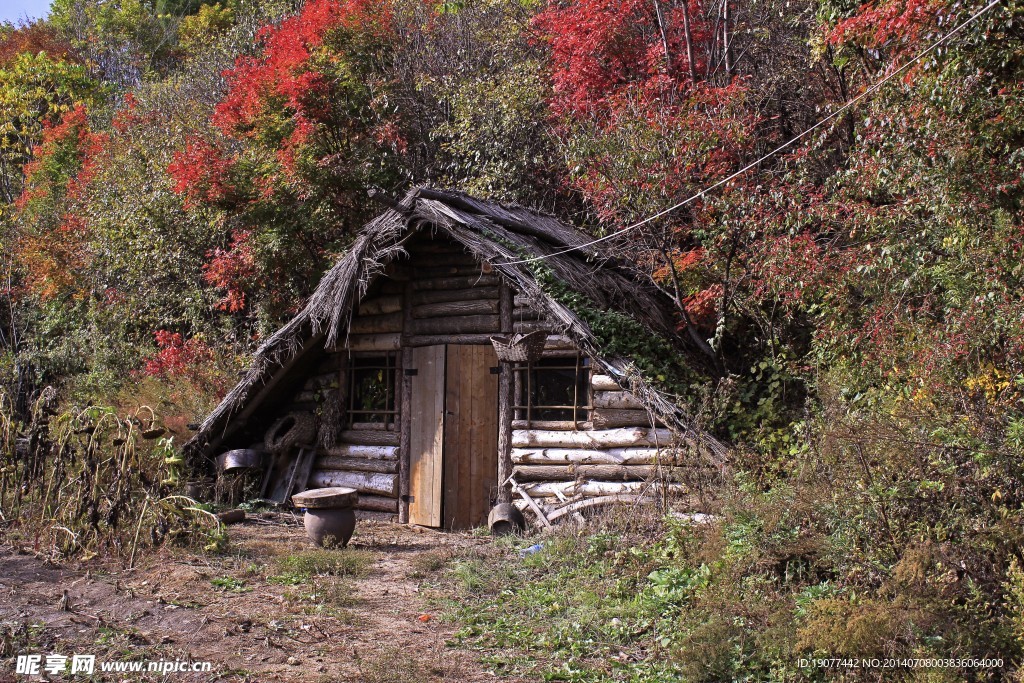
[498,0,1004,266]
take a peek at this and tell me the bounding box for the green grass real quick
[272,548,377,582]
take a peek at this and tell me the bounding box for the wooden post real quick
[398,281,414,523]
[496,280,514,504]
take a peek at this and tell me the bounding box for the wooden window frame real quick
[346,352,399,428]
[513,353,592,427]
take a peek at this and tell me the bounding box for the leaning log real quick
[511,427,674,449]
[511,447,673,465]
[519,480,686,498]
[315,456,398,474]
[325,444,399,459]
[308,470,398,496]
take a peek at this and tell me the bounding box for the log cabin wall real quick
[301,237,503,522]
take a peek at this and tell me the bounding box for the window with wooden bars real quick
[347,353,398,427]
[513,354,591,424]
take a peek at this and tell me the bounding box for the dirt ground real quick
[0,513,521,682]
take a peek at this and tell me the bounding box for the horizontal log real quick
[349,312,403,334]
[355,494,399,512]
[512,427,675,449]
[358,296,402,316]
[354,510,398,522]
[378,279,407,294]
[592,409,659,429]
[411,287,499,305]
[513,464,668,482]
[412,275,500,290]
[513,320,557,334]
[404,334,496,347]
[316,456,398,473]
[410,314,500,335]
[591,374,622,392]
[351,422,398,432]
[545,335,577,351]
[412,299,499,319]
[344,333,401,352]
[511,447,674,465]
[519,480,686,499]
[511,420,589,431]
[593,391,644,410]
[339,430,400,447]
[512,306,542,321]
[308,470,398,496]
[414,264,484,278]
[325,444,399,459]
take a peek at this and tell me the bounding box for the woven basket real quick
[490,331,547,363]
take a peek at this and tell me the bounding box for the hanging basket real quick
[490,331,547,363]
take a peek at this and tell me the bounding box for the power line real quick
[498,0,1003,266]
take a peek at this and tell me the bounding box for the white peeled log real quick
[519,480,686,499]
[592,391,645,410]
[511,447,674,465]
[315,456,397,473]
[308,470,398,497]
[325,444,399,460]
[591,374,622,392]
[511,427,674,449]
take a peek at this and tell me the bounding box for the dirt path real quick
[0,515,515,682]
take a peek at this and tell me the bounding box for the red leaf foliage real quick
[202,229,257,312]
[144,330,214,378]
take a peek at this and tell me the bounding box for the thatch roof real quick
[183,187,728,465]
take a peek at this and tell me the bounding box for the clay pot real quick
[488,503,526,536]
[303,508,356,547]
[293,487,359,547]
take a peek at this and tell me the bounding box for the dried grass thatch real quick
[184,188,727,466]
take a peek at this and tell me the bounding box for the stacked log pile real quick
[510,373,683,512]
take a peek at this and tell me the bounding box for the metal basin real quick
[217,448,265,473]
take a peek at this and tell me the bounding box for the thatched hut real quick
[184,188,726,528]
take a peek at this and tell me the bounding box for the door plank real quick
[409,345,445,526]
[443,346,462,528]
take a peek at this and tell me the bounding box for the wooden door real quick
[443,345,499,529]
[407,344,499,528]
[408,345,445,527]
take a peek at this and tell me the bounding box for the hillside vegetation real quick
[2,0,1024,677]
